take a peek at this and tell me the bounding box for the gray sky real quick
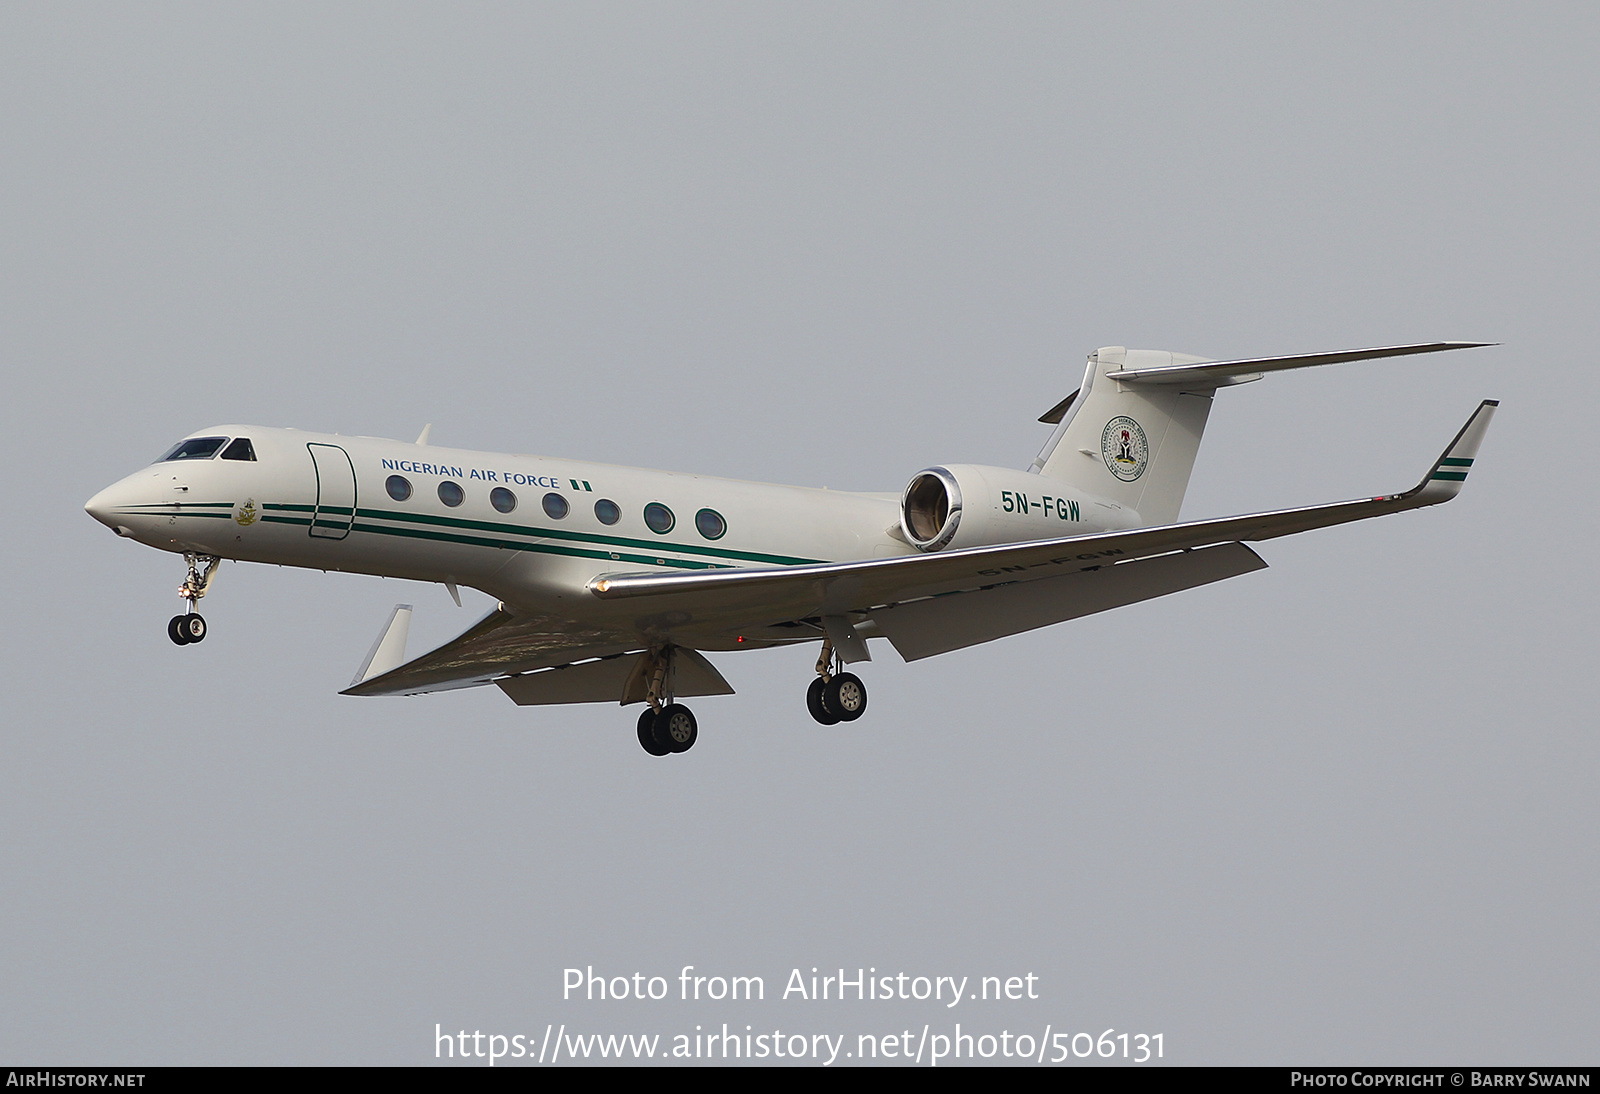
[3,2,1595,1065]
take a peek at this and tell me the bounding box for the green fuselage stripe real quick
[262,512,725,569]
[258,501,821,565]
[150,500,829,568]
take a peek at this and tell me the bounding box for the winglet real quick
[1401,400,1499,506]
[350,604,414,688]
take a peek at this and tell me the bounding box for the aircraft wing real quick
[340,607,645,697]
[346,400,1493,693]
[588,400,1498,634]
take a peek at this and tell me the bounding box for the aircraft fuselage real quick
[83,424,1128,651]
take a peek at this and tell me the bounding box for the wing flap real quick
[872,542,1267,660]
[495,647,735,706]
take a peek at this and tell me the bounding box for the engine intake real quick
[901,467,963,551]
[899,464,1131,553]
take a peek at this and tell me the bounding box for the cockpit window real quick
[159,436,229,462]
[219,437,256,461]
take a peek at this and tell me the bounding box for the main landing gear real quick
[634,650,699,757]
[806,637,867,725]
[630,637,871,756]
[636,704,698,756]
[168,552,220,646]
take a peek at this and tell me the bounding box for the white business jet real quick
[85,342,1496,756]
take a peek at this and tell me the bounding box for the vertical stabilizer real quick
[1031,348,1219,525]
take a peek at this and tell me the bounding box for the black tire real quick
[179,614,207,643]
[823,673,867,722]
[806,677,841,725]
[168,615,192,646]
[654,703,698,753]
[637,708,671,756]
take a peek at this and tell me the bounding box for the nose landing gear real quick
[806,638,868,724]
[168,553,219,646]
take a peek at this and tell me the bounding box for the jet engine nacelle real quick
[899,464,1133,552]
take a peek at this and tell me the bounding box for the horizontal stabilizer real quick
[1105,341,1493,385]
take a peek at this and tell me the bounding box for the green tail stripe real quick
[1431,471,1468,481]
[1438,457,1474,467]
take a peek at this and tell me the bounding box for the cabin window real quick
[695,508,727,540]
[219,437,257,461]
[594,499,621,525]
[542,492,569,519]
[438,481,464,507]
[490,487,517,514]
[643,502,675,534]
[159,436,228,462]
[386,475,412,502]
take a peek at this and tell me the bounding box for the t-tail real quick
[1028,341,1493,526]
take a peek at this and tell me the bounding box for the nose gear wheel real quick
[168,614,207,645]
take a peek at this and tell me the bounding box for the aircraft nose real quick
[84,486,114,524]
[85,479,142,537]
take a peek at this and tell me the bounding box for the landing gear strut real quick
[806,637,867,724]
[633,647,699,756]
[168,552,219,646]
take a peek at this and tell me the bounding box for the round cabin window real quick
[643,503,675,534]
[695,508,727,540]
